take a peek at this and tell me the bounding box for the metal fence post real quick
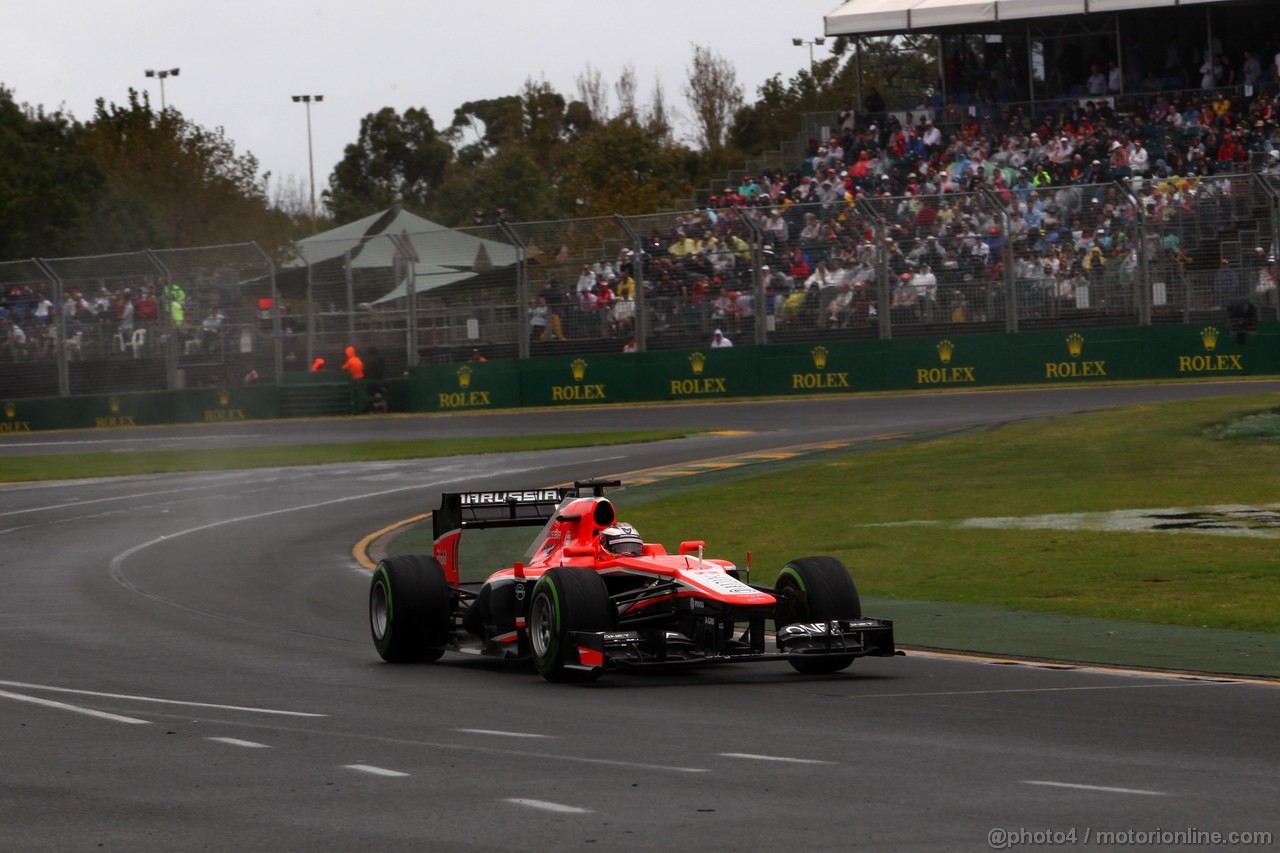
[498,221,529,359]
[741,214,767,346]
[855,200,892,340]
[33,258,69,397]
[614,216,647,352]
[1000,208,1018,334]
[249,243,282,381]
[302,251,316,371]
[387,234,419,368]
[343,249,356,345]
[144,250,179,388]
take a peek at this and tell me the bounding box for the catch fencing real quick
[1,172,1276,402]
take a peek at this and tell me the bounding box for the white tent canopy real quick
[288,207,520,304]
[826,0,1234,35]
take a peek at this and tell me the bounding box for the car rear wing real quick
[432,488,575,541]
[430,481,621,585]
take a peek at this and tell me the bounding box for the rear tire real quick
[774,556,862,674]
[528,567,615,682]
[370,555,452,663]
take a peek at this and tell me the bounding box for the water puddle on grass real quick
[870,504,1280,538]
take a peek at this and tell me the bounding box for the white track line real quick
[0,680,327,717]
[207,737,269,748]
[1024,780,1168,796]
[344,764,409,777]
[504,799,592,814]
[455,728,550,739]
[0,688,150,725]
[719,752,834,765]
[0,483,228,518]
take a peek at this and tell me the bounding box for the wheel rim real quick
[530,592,553,659]
[371,579,390,641]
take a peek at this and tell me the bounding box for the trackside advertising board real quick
[3,323,1275,430]
[409,359,522,412]
[756,340,885,395]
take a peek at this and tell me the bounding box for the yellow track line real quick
[348,434,1280,685]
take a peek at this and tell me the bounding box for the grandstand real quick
[1,0,1277,404]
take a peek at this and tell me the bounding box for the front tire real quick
[528,567,615,682]
[774,556,862,674]
[370,555,452,663]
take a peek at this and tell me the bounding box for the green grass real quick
[622,396,1280,634]
[0,430,694,482]
[16,395,1280,636]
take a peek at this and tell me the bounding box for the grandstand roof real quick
[826,0,1232,36]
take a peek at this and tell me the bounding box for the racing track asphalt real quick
[1,382,1278,852]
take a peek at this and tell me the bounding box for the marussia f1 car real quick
[369,479,897,682]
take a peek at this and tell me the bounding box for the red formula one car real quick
[369,480,897,682]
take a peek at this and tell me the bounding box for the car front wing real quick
[560,618,896,675]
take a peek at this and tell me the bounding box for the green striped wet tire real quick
[528,566,615,683]
[774,556,862,674]
[370,555,451,663]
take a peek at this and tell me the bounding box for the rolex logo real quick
[218,389,231,406]
[457,365,473,388]
[109,396,121,414]
[3,402,14,419]
[812,346,829,369]
[1066,333,1084,358]
[1200,326,1219,352]
[570,358,588,381]
[936,339,955,364]
[689,352,707,375]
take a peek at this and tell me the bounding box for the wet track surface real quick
[2,383,1278,851]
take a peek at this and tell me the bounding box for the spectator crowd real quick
[532,78,1280,346]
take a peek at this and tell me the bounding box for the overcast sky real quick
[4,0,840,204]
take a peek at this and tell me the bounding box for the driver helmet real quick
[599,523,643,556]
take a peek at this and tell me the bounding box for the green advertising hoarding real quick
[882,333,1013,391]
[4,321,1276,432]
[756,340,885,396]
[410,360,522,413]
[520,352,643,407]
[170,386,281,424]
[1007,328,1151,385]
[0,386,282,432]
[639,347,758,402]
[1141,322,1265,379]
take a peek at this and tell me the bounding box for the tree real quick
[576,65,609,124]
[79,90,282,252]
[0,87,103,258]
[683,44,743,151]
[451,95,524,153]
[615,64,638,123]
[558,115,696,217]
[326,106,453,224]
[431,146,561,227]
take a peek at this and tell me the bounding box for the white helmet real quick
[599,523,643,556]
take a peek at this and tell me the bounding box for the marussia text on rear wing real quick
[432,489,573,541]
[431,480,621,585]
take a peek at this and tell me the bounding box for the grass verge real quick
[0,430,693,482]
[620,395,1280,635]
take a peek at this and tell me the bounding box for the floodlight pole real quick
[792,37,826,72]
[292,95,324,232]
[144,68,180,111]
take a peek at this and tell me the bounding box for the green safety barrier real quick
[0,386,282,432]
[3,322,1275,432]
[410,359,523,412]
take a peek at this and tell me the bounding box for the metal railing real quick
[1,172,1276,402]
